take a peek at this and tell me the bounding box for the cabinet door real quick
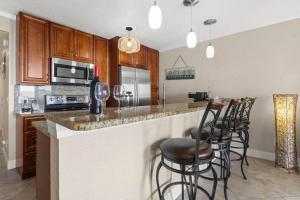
[94,36,109,83]
[134,45,148,68]
[50,23,74,60]
[148,48,159,88]
[119,51,134,66]
[151,86,159,105]
[74,30,94,63]
[18,13,49,84]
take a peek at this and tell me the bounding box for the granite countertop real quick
[14,110,46,116]
[32,121,49,136]
[46,102,209,131]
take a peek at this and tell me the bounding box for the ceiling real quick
[0,0,299,51]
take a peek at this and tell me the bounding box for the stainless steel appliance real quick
[119,66,151,106]
[45,95,89,111]
[51,58,94,85]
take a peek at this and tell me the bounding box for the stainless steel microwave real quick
[51,58,94,85]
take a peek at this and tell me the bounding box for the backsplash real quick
[15,85,90,112]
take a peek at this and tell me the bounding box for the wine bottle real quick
[90,66,102,114]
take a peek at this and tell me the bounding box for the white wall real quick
[0,15,16,169]
[159,19,300,157]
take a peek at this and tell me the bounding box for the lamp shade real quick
[118,36,140,54]
[206,43,215,58]
[148,3,162,29]
[186,31,197,48]
[273,94,298,172]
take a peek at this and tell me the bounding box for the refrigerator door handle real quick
[135,81,139,106]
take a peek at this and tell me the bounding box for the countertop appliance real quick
[51,57,94,85]
[119,66,151,106]
[45,95,89,111]
[188,92,208,102]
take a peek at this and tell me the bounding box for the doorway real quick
[0,30,9,155]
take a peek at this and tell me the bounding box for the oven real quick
[51,57,94,85]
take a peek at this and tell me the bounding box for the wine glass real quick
[113,85,125,112]
[95,82,110,117]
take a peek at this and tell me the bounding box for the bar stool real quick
[190,99,240,200]
[156,101,224,200]
[229,97,256,179]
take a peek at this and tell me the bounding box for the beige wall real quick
[160,19,300,157]
[0,15,16,169]
[0,30,9,145]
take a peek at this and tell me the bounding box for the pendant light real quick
[204,19,217,59]
[148,0,162,29]
[184,0,198,48]
[118,27,140,53]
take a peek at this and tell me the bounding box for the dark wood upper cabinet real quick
[94,36,109,83]
[50,24,93,63]
[148,48,159,88]
[74,30,94,63]
[50,23,74,60]
[17,13,50,84]
[133,45,148,68]
[148,48,159,105]
[119,50,134,66]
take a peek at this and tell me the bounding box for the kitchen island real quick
[34,102,209,200]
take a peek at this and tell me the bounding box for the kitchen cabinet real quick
[50,23,74,60]
[119,50,134,66]
[50,24,93,63]
[148,48,159,88]
[74,30,94,63]
[17,13,50,84]
[94,36,109,83]
[133,45,148,68]
[148,48,159,104]
[16,115,46,179]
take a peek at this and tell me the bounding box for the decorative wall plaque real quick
[165,55,195,80]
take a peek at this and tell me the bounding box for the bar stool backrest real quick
[218,99,240,142]
[195,101,224,162]
[240,97,256,122]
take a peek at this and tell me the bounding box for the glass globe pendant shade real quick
[206,43,215,58]
[186,30,197,48]
[148,2,162,29]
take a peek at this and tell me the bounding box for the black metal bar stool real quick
[156,102,224,200]
[229,97,256,179]
[190,99,240,200]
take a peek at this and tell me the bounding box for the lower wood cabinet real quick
[16,115,46,179]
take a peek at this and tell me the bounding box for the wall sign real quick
[165,55,195,80]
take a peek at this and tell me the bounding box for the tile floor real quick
[0,146,299,200]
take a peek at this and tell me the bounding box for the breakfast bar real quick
[33,102,209,200]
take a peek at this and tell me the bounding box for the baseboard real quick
[7,159,16,170]
[247,148,300,167]
[1,146,8,169]
[1,147,17,170]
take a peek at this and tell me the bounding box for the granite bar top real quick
[32,121,49,136]
[46,102,209,131]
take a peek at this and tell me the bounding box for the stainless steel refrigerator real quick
[119,66,151,106]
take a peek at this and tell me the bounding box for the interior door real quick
[136,68,151,106]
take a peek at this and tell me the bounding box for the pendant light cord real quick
[190,6,193,31]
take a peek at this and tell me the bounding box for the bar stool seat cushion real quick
[190,128,231,142]
[160,138,213,164]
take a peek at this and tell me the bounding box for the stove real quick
[45,95,89,111]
